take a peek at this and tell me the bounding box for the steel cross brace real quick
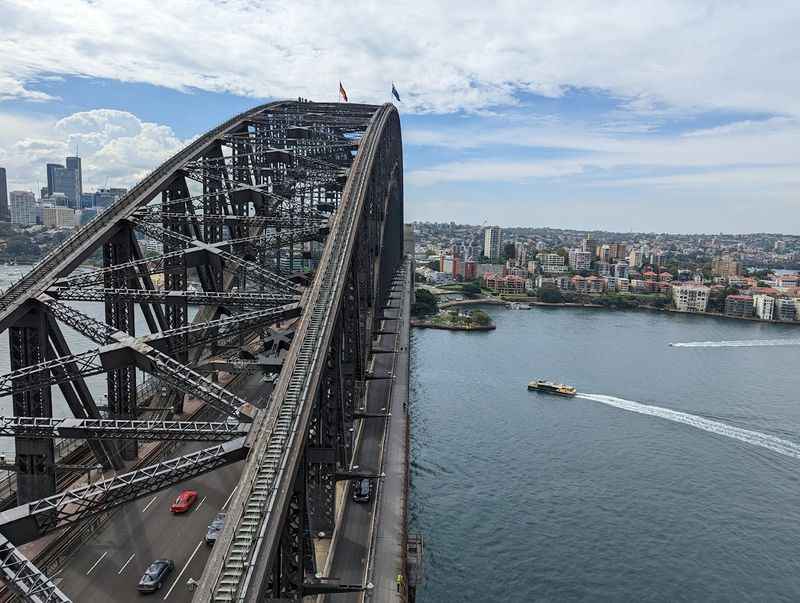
[0,533,71,602]
[0,437,248,546]
[0,416,250,442]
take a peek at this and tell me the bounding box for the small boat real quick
[527,379,577,397]
[509,302,532,310]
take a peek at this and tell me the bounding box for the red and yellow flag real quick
[339,81,348,102]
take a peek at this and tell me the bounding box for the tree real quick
[538,284,563,303]
[462,281,481,295]
[471,309,490,326]
[412,288,438,316]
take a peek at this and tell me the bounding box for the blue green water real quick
[409,306,800,601]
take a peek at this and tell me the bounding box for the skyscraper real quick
[0,167,8,222]
[483,226,502,260]
[46,157,82,209]
[66,156,82,201]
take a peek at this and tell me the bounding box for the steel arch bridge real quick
[0,100,403,601]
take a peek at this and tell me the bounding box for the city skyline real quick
[2,2,800,233]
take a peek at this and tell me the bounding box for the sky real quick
[1,0,799,234]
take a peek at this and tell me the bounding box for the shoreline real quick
[410,319,496,331]
[434,294,800,327]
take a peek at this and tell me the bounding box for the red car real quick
[170,490,198,513]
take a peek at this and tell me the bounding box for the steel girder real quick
[9,307,56,505]
[199,103,402,602]
[0,438,248,546]
[0,100,393,600]
[49,287,300,308]
[0,533,70,602]
[0,416,249,442]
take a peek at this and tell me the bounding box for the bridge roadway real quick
[54,370,267,602]
[325,266,409,602]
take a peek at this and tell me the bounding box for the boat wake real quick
[578,393,800,460]
[670,339,800,348]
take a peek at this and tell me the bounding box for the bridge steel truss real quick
[0,100,402,602]
[198,104,403,601]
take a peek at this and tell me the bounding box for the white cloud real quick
[0,1,800,116]
[406,116,800,187]
[0,109,187,192]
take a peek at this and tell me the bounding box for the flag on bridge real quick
[391,83,401,102]
[339,81,348,102]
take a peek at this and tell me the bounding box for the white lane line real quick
[221,487,236,511]
[194,496,206,512]
[142,495,158,513]
[118,552,135,575]
[86,551,107,575]
[162,541,203,600]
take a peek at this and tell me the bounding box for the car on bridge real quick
[206,512,227,545]
[352,478,372,503]
[137,559,174,593]
[170,489,198,513]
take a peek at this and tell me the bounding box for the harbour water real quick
[410,305,800,601]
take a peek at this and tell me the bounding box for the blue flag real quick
[391,83,401,102]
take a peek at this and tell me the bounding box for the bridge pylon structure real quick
[0,100,403,602]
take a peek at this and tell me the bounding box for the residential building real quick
[0,167,8,222]
[608,243,627,260]
[43,206,76,228]
[586,276,604,293]
[724,295,753,318]
[614,261,629,279]
[597,244,611,262]
[9,191,36,225]
[672,284,710,312]
[711,255,743,279]
[580,235,593,253]
[597,261,611,277]
[483,272,525,295]
[568,249,592,271]
[476,263,505,278]
[774,240,786,253]
[753,294,775,320]
[616,278,630,292]
[483,226,502,260]
[776,274,800,289]
[571,275,588,293]
[776,297,796,321]
[628,249,644,268]
[537,253,567,274]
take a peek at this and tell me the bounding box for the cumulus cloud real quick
[0,109,187,192]
[0,1,799,116]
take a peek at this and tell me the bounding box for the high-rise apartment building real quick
[0,167,8,222]
[483,226,502,260]
[672,284,710,312]
[568,248,592,271]
[711,255,743,279]
[9,191,37,225]
[753,294,775,320]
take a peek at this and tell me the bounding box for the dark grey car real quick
[137,559,174,593]
[352,478,371,503]
[205,512,226,545]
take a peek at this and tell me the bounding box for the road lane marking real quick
[162,541,203,600]
[221,487,236,510]
[86,551,107,575]
[194,496,206,512]
[118,552,135,575]
[142,495,158,513]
